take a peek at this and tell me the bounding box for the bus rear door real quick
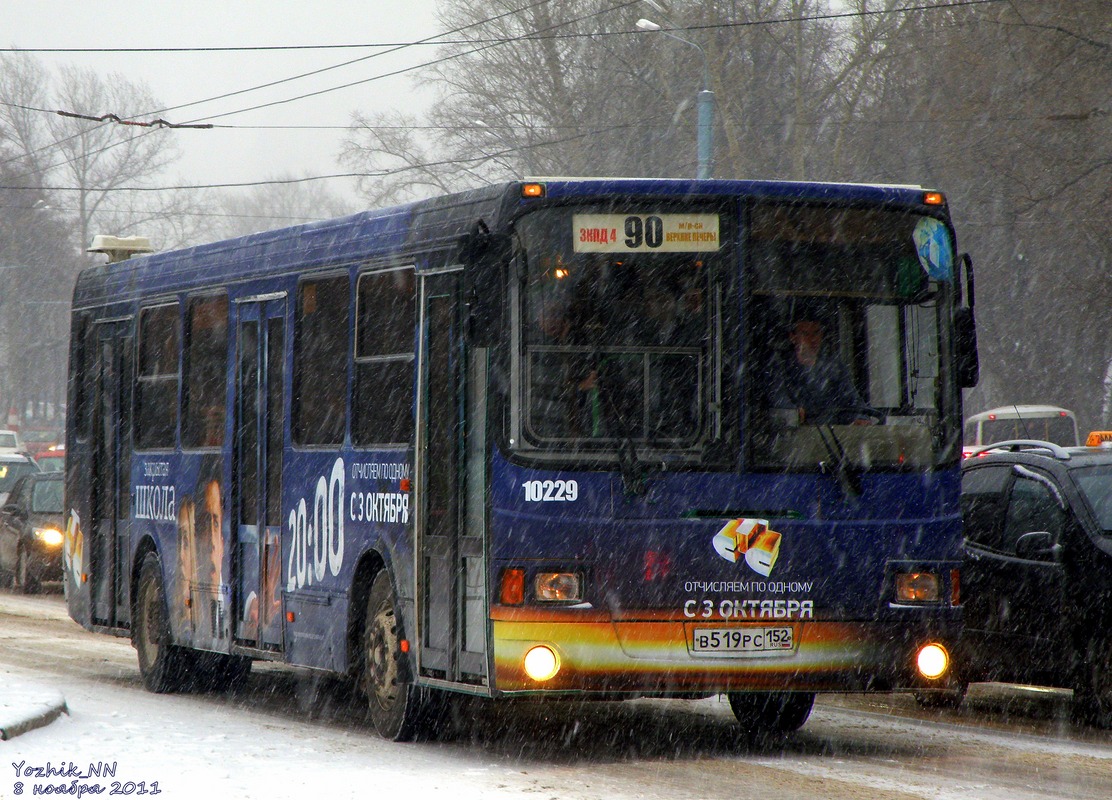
[90,320,132,628]
[415,272,488,685]
[233,295,286,650]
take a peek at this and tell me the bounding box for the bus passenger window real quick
[293,276,349,446]
[135,304,181,450]
[182,294,229,448]
[353,268,415,447]
[71,314,95,442]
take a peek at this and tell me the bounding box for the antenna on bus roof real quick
[87,234,154,264]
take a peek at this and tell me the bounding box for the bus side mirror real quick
[459,220,510,347]
[954,252,978,388]
[954,308,978,388]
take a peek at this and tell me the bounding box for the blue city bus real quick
[64,178,978,740]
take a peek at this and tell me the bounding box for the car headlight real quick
[33,527,64,547]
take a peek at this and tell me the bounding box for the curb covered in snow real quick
[0,677,69,741]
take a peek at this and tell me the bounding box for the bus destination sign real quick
[573,213,720,253]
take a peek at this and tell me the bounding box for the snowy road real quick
[2,590,1111,800]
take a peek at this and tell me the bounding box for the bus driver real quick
[770,318,876,426]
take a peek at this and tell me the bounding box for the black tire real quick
[1072,635,1112,728]
[16,545,39,594]
[728,691,815,738]
[134,552,192,693]
[362,571,439,741]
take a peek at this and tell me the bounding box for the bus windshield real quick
[748,204,955,470]
[511,204,726,458]
[509,200,958,470]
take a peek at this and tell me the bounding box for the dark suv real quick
[958,438,1112,726]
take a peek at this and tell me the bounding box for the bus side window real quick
[292,276,350,446]
[353,268,415,447]
[181,294,229,448]
[135,304,181,450]
[71,314,95,442]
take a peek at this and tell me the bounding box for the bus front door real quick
[416,273,488,685]
[90,321,132,628]
[233,297,286,651]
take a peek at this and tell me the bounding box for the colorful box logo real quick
[712,518,782,577]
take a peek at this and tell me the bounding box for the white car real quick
[0,452,40,506]
[0,429,24,454]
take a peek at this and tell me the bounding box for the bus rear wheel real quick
[362,571,436,741]
[134,552,191,693]
[728,691,815,738]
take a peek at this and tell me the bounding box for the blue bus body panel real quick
[63,178,961,695]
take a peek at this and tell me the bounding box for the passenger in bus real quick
[769,318,876,425]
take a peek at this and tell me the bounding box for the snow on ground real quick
[2,662,531,800]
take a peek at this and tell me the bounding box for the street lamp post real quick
[635,17,714,180]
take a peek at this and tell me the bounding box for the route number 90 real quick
[625,215,664,249]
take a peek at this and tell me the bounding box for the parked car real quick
[0,452,40,506]
[0,471,63,593]
[953,437,1112,726]
[33,446,65,473]
[0,429,24,454]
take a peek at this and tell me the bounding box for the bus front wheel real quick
[134,552,191,693]
[728,691,815,738]
[362,571,436,741]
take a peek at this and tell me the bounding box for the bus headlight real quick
[33,527,64,547]
[916,643,950,679]
[534,572,581,602]
[896,571,940,603]
[523,645,560,682]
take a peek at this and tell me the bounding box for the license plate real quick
[691,626,795,656]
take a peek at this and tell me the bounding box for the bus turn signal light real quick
[500,568,525,605]
[522,183,545,198]
[923,191,945,206]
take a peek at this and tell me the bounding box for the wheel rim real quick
[137,577,161,670]
[366,605,400,710]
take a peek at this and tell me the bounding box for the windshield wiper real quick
[594,365,647,496]
[814,423,862,501]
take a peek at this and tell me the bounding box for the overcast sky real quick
[4,1,442,200]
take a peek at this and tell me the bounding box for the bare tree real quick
[0,50,202,252]
[341,0,687,200]
[0,163,79,434]
[210,174,358,241]
[853,0,1112,425]
[340,1,918,196]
